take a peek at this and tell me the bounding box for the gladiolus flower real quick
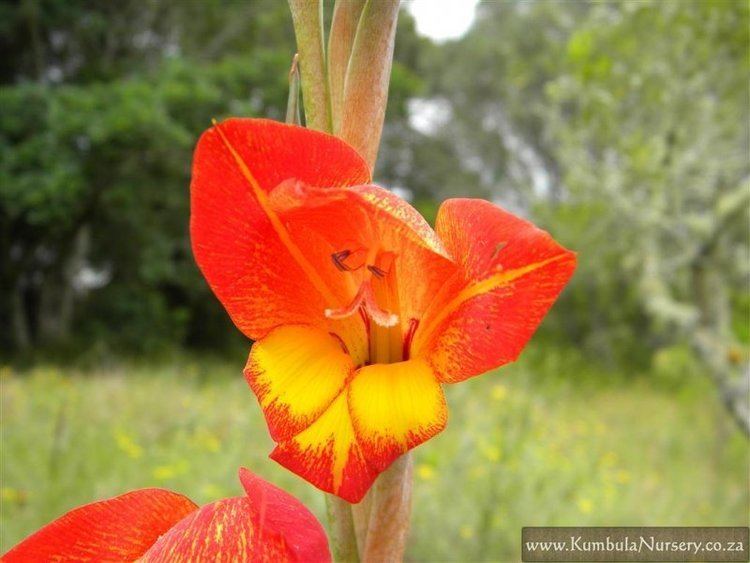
[3,468,331,562]
[191,119,576,503]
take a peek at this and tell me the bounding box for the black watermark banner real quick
[522,527,749,562]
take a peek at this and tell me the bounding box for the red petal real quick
[3,489,197,562]
[190,118,371,341]
[413,199,577,382]
[141,496,288,562]
[238,468,331,563]
[141,470,331,562]
[349,185,447,256]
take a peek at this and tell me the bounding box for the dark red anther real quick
[331,248,368,272]
[367,264,387,278]
[332,250,352,271]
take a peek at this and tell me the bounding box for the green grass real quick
[1,350,748,561]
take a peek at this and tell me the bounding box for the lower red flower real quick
[3,468,331,562]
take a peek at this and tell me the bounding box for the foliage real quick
[1,1,426,356]
[1,356,747,560]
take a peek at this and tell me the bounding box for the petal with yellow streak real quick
[245,325,356,442]
[270,392,378,504]
[413,198,577,383]
[191,118,371,342]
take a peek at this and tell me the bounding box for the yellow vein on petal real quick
[211,121,340,307]
[415,253,570,352]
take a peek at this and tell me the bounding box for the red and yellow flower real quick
[3,468,331,562]
[191,119,576,503]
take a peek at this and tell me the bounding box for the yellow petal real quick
[245,325,354,441]
[348,359,447,471]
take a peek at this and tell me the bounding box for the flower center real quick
[324,248,398,328]
[324,247,407,364]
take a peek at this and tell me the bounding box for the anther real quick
[367,264,387,278]
[332,250,352,272]
[331,248,367,272]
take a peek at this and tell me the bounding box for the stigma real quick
[325,248,399,328]
[325,280,399,327]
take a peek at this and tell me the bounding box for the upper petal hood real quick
[190,118,371,342]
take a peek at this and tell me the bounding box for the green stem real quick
[326,494,360,562]
[288,0,332,132]
[285,53,301,125]
[327,0,367,134]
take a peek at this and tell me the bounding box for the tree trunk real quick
[38,227,89,345]
[691,257,750,436]
[11,282,31,351]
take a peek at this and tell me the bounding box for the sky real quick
[406,0,480,41]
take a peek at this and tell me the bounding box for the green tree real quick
[1,0,425,355]
[412,0,749,431]
[1,0,294,353]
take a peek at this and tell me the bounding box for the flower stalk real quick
[285,53,301,126]
[288,0,331,132]
[326,495,360,562]
[338,0,400,170]
[288,1,409,560]
[328,0,367,134]
[290,0,399,167]
[358,454,413,561]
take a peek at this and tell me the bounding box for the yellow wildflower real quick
[114,430,143,459]
[153,459,189,481]
[417,464,436,481]
[460,525,474,539]
[599,451,617,468]
[615,469,631,484]
[193,428,221,452]
[577,498,593,514]
[491,384,507,401]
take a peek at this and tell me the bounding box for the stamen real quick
[324,281,399,328]
[374,251,396,275]
[325,284,366,320]
[362,283,399,328]
[332,250,352,272]
[367,264,387,278]
[330,248,367,272]
[326,248,400,328]
[402,318,419,360]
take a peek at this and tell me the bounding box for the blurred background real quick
[1,0,748,560]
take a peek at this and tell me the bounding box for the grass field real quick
[1,349,748,561]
